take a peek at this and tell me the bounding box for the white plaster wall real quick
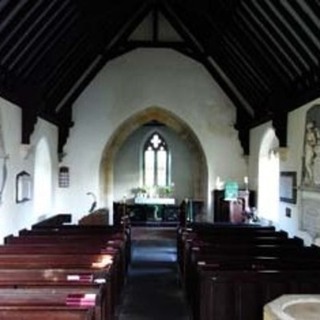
[61,49,247,221]
[249,121,273,191]
[249,97,320,244]
[0,97,58,242]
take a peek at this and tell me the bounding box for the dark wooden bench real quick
[196,268,320,320]
[0,287,102,320]
[177,225,289,272]
[4,235,127,295]
[0,306,95,319]
[0,245,123,313]
[180,236,303,280]
[0,268,115,319]
[1,215,132,318]
[19,224,132,267]
[178,224,320,320]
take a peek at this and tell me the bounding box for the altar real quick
[133,197,176,205]
[126,197,178,224]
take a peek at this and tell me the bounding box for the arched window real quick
[258,128,279,222]
[143,132,169,187]
[33,138,52,218]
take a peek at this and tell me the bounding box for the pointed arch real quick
[33,137,52,218]
[258,127,280,222]
[99,106,208,211]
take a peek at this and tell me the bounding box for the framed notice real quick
[280,171,297,204]
[16,171,32,203]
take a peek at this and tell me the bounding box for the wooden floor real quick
[116,227,190,320]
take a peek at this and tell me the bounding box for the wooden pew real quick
[197,268,320,320]
[0,234,125,318]
[186,252,320,314]
[178,224,320,320]
[0,307,95,319]
[180,235,303,281]
[177,225,288,273]
[0,218,130,319]
[32,213,72,227]
[0,287,102,320]
[4,234,127,297]
[0,268,114,319]
[24,222,132,265]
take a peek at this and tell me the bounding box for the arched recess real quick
[258,127,280,222]
[33,137,52,219]
[99,106,208,212]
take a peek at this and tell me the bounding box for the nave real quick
[117,227,190,320]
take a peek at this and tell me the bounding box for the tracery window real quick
[143,132,169,187]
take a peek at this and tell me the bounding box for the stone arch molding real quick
[99,106,208,212]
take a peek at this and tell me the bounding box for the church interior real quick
[0,0,319,319]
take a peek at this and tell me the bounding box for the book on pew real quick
[66,274,93,282]
[65,293,96,307]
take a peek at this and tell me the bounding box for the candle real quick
[216,176,223,189]
[244,176,248,184]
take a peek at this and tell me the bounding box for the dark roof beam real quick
[0,0,55,60]
[235,12,290,86]
[54,54,104,113]
[3,1,74,71]
[266,1,319,65]
[214,49,263,108]
[44,37,94,106]
[19,12,80,80]
[222,35,272,93]
[103,3,151,52]
[41,34,89,104]
[225,30,275,90]
[206,56,255,118]
[289,1,320,49]
[0,1,29,36]
[304,1,320,25]
[45,50,97,112]
[152,4,159,43]
[125,40,188,50]
[248,0,308,75]
[160,2,206,55]
[54,46,137,115]
[282,1,320,53]
[258,1,316,69]
[239,4,297,80]
[161,1,254,117]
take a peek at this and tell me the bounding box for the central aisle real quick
[117,227,190,320]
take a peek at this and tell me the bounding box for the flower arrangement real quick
[131,183,174,198]
[131,187,148,197]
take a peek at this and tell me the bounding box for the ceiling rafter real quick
[161,0,253,115]
[221,34,271,94]
[213,48,262,108]
[4,1,75,72]
[236,8,295,83]
[44,39,97,111]
[218,37,269,100]
[17,2,78,79]
[0,0,41,57]
[258,1,316,70]
[247,1,308,76]
[0,0,317,156]
[267,1,319,65]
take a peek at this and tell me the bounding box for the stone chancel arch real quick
[100,106,208,216]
